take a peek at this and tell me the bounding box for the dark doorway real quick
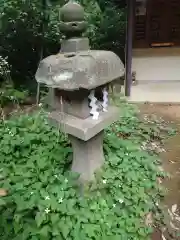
[134,0,180,48]
[133,0,148,48]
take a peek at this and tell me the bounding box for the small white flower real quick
[38,103,42,107]
[118,199,124,204]
[113,204,116,208]
[102,179,107,184]
[58,198,63,203]
[125,153,129,156]
[30,192,34,195]
[64,178,68,183]
[9,131,14,136]
[45,196,50,200]
[54,174,58,178]
[45,208,50,214]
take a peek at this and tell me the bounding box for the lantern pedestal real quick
[70,132,104,181]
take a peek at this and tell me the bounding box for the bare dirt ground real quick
[139,104,180,240]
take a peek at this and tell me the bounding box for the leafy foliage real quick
[0,82,29,107]
[0,56,29,107]
[84,0,126,60]
[0,103,167,240]
[0,55,11,82]
[0,0,63,89]
[0,0,126,89]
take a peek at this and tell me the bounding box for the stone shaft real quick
[70,131,104,181]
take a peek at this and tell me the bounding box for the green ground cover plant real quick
[0,55,29,110]
[0,102,169,240]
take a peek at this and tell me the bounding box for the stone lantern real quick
[35,0,124,181]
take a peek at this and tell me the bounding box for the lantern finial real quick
[59,1,87,38]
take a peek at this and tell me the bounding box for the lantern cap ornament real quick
[59,0,87,38]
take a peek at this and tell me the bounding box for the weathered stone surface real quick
[35,50,124,90]
[59,1,87,38]
[47,87,111,119]
[56,89,90,119]
[70,131,104,181]
[48,106,119,141]
[60,1,85,22]
[61,38,89,53]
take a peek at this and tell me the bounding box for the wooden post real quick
[125,0,134,97]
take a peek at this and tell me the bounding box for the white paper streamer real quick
[88,90,99,120]
[102,87,108,112]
